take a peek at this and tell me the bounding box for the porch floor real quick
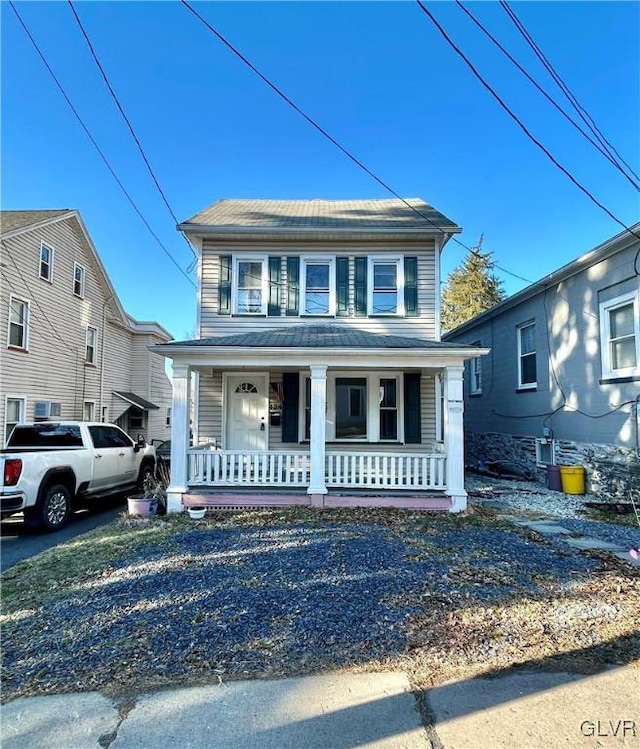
[183,488,452,512]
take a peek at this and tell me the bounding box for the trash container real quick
[546,465,562,492]
[559,465,586,495]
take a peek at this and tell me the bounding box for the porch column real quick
[444,365,467,513]
[167,362,190,513]
[307,364,328,501]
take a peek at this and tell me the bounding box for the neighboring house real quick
[1,209,173,444]
[154,198,486,513]
[443,223,640,498]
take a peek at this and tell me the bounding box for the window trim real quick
[367,256,404,316]
[73,263,86,298]
[517,321,537,389]
[4,396,26,446]
[83,400,96,421]
[7,295,30,351]
[299,370,404,443]
[232,255,268,315]
[469,341,482,395]
[86,325,98,365]
[535,437,555,468]
[39,242,54,283]
[300,255,336,316]
[599,291,640,379]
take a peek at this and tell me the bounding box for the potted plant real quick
[187,506,206,520]
[127,468,168,517]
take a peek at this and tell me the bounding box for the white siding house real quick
[155,198,486,513]
[1,209,173,444]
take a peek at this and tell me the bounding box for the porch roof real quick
[156,325,470,350]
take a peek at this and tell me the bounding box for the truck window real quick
[88,426,111,449]
[7,424,83,448]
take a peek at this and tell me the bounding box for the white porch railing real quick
[187,449,446,491]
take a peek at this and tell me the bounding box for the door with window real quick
[226,376,268,451]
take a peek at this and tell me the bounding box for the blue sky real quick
[2,1,639,341]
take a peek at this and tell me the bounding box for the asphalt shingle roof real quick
[0,210,71,235]
[181,199,459,232]
[169,325,467,350]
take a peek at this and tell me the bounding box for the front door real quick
[226,375,268,451]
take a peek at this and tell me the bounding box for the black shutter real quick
[286,257,300,316]
[404,372,421,444]
[218,255,231,315]
[336,257,349,316]
[281,372,300,442]
[354,257,367,316]
[404,257,418,317]
[268,257,281,316]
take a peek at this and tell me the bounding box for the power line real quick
[500,0,640,184]
[180,0,534,286]
[454,0,640,193]
[415,1,640,242]
[67,0,197,262]
[8,1,197,289]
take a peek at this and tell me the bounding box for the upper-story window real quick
[301,257,335,315]
[368,257,404,315]
[8,296,29,350]
[517,321,536,389]
[600,292,639,378]
[74,263,86,298]
[469,342,482,394]
[86,326,97,365]
[233,257,267,314]
[39,243,54,282]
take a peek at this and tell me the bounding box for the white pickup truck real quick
[1,421,156,532]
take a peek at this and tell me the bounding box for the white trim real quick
[73,262,86,299]
[4,395,26,446]
[469,342,482,394]
[367,255,405,316]
[599,291,640,379]
[300,255,336,316]
[434,236,442,341]
[7,294,30,351]
[86,325,98,365]
[222,371,269,450]
[232,255,268,315]
[39,241,54,283]
[299,370,405,443]
[194,236,203,337]
[535,437,555,467]
[517,320,537,389]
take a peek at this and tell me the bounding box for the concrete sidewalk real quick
[2,666,638,748]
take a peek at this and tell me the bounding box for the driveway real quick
[1,496,126,571]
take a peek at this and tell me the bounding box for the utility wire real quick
[454,0,640,193]
[500,0,640,184]
[416,1,640,241]
[67,0,197,262]
[180,0,533,286]
[9,2,197,289]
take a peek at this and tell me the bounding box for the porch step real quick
[183,492,451,512]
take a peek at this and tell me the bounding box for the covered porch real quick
[154,326,487,513]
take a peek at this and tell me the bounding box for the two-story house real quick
[1,209,173,444]
[155,198,486,513]
[443,223,640,498]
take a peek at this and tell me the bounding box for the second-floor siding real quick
[199,239,439,340]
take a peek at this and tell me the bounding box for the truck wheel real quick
[35,483,72,532]
[137,462,154,491]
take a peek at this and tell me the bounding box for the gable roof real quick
[1,210,71,236]
[443,221,640,339]
[179,198,460,234]
[159,325,469,350]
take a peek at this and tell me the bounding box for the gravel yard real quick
[2,493,639,703]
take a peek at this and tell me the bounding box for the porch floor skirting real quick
[183,490,452,512]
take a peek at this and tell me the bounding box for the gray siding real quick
[447,243,640,448]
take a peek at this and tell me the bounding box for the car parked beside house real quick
[443,223,640,498]
[1,209,174,446]
[154,198,487,513]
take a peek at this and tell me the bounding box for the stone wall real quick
[465,431,640,499]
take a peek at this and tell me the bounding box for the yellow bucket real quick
[559,465,586,495]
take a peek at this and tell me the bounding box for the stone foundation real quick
[466,431,640,500]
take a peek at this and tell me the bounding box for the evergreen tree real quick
[441,237,506,332]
